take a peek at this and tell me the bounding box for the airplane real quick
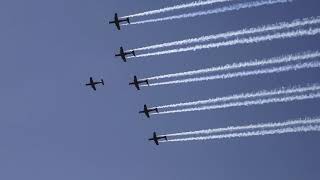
[129,76,149,90]
[86,77,104,91]
[115,46,135,62]
[139,104,158,118]
[109,13,130,30]
[149,132,167,145]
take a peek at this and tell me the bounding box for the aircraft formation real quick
[92,13,165,145]
[92,0,320,145]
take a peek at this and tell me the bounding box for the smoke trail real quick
[122,0,236,18]
[144,51,320,80]
[162,125,320,142]
[133,16,320,52]
[146,61,320,86]
[127,0,291,25]
[153,84,320,109]
[155,92,320,115]
[163,117,320,137]
[130,28,320,58]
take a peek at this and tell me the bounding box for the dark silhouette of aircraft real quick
[115,46,135,62]
[129,76,149,90]
[86,77,104,91]
[109,13,130,30]
[139,104,158,118]
[149,132,167,145]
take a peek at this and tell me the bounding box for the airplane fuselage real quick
[115,47,135,62]
[86,82,101,86]
[86,78,104,91]
[130,76,149,90]
[109,13,130,30]
[149,132,167,145]
[139,106,158,118]
[137,80,148,84]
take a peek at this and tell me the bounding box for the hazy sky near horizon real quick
[0,0,320,179]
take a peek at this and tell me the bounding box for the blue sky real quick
[0,0,319,179]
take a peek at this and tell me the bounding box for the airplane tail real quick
[126,18,130,24]
[146,80,149,86]
[155,108,159,113]
[132,51,136,56]
[164,136,168,141]
[101,79,104,85]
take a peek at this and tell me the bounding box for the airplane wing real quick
[145,112,150,118]
[121,55,127,62]
[91,84,97,91]
[148,138,159,145]
[135,84,140,90]
[116,22,121,30]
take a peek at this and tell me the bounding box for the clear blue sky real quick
[0,0,319,179]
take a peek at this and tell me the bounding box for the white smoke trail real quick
[162,125,320,142]
[133,16,320,52]
[154,84,320,109]
[146,61,320,86]
[128,0,292,25]
[122,0,236,18]
[144,51,320,80]
[163,117,320,137]
[130,28,320,58]
[155,92,320,115]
